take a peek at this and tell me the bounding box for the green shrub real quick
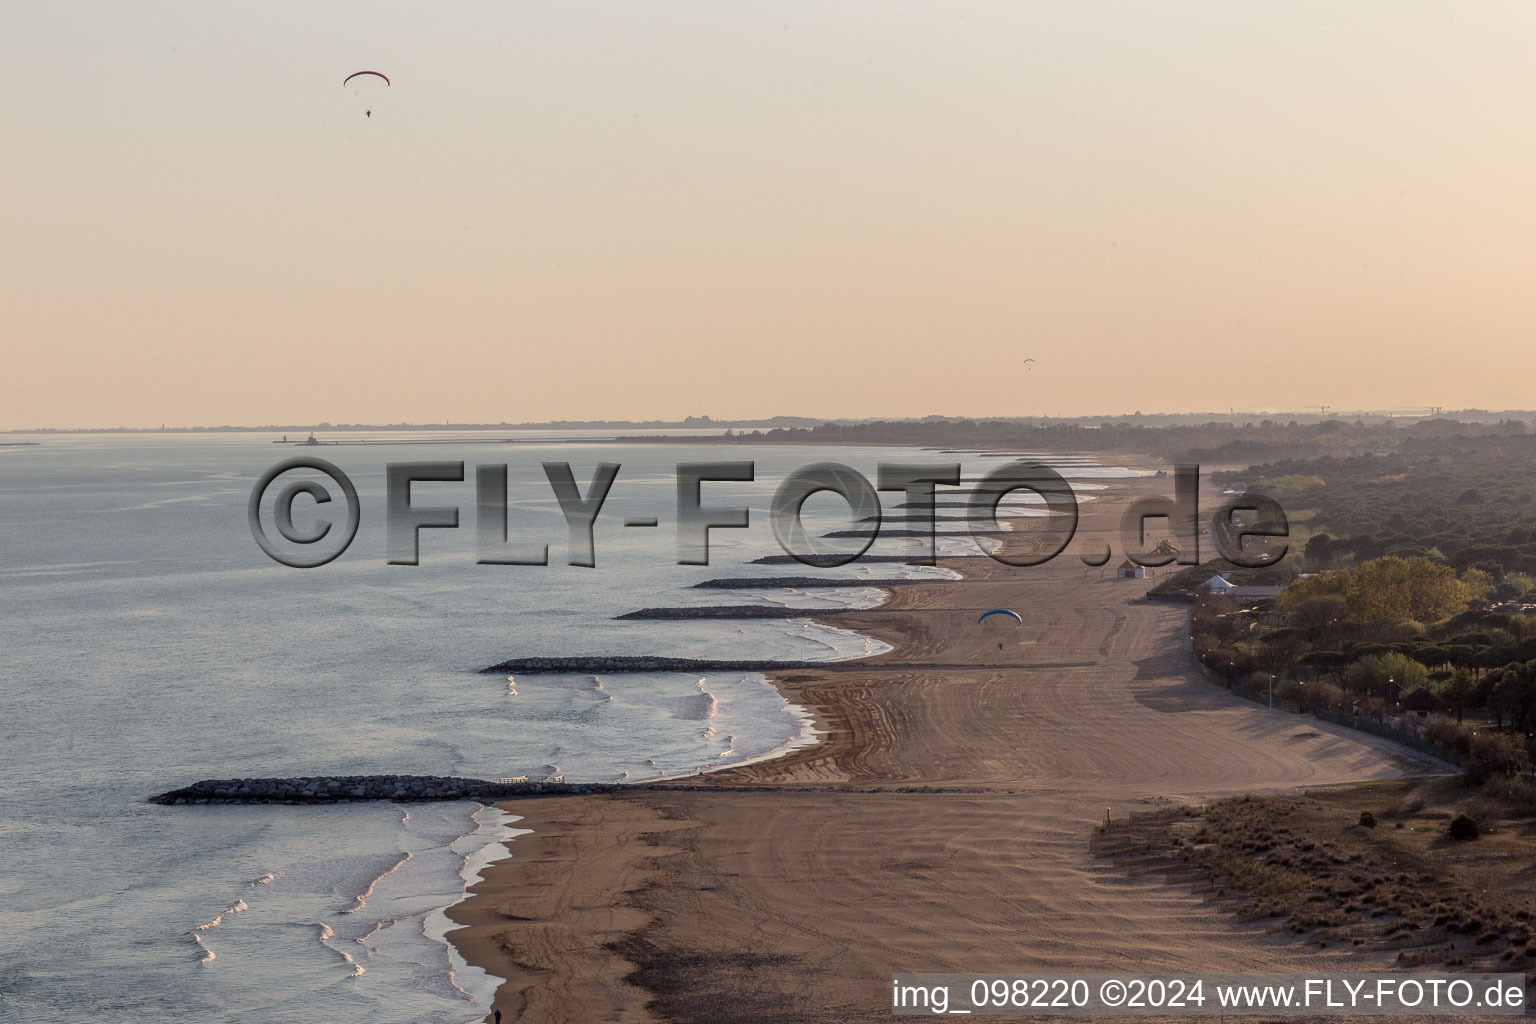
[1359,811,1377,828]
[1466,733,1526,785]
[1475,776,1536,816]
[1423,719,1475,756]
[1341,651,1428,695]
[1448,814,1480,841]
[1275,678,1347,711]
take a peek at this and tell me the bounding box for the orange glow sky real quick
[6,2,1536,428]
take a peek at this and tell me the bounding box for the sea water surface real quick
[0,432,1137,1022]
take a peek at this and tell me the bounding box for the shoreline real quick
[445,462,1447,1022]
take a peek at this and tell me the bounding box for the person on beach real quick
[493,1010,501,1023]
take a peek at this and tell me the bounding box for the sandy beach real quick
[447,470,1450,1023]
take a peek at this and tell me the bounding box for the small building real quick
[1116,560,1145,580]
[1398,688,1443,717]
[1199,574,1236,595]
[1373,681,1405,705]
[1198,573,1288,601]
[1228,584,1288,600]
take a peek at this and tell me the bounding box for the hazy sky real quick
[7,2,1536,428]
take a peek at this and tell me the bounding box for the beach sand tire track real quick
[453,473,1453,1022]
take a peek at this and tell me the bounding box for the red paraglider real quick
[343,71,390,118]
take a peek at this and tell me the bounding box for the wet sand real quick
[447,472,1448,1023]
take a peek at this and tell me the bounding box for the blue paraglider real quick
[977,609,1023,624]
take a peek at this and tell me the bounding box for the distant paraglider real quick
[1023,358,1036,371]
[343,70,390,118]
[977,609,1023,624]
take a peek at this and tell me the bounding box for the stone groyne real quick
[857,515,1023,523]
[749,553,933,565]
[615,605,854,620]
[819,529,1005,539]
[692,576,924,589]
[482,655,836,675]
[485,655,1086,675]
[148,775,614,804]
[892,501,988,509]
[149,776,997,804]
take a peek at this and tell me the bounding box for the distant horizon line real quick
[7,408,1535,434]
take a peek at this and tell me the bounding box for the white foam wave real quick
[315,922,366,977]
[354,907,431,948]
[678,691,718,720]
[356,917,395,945]
[192,899,248,932]
[418,805,532,1010]
[340,851,411,914]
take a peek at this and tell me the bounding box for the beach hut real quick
[1116,560,1145,580]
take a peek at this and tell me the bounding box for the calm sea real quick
[0,431,1133,1022]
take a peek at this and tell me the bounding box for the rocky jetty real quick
[482,655,836,675]
[749,554,928,565]
[150,777,998,805]
[820,529,1004,539]
[892,501,988,509]
[148,774,625,805]
[692,576,922,589]
[857,514,1016,523]
[616,605,853,620]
